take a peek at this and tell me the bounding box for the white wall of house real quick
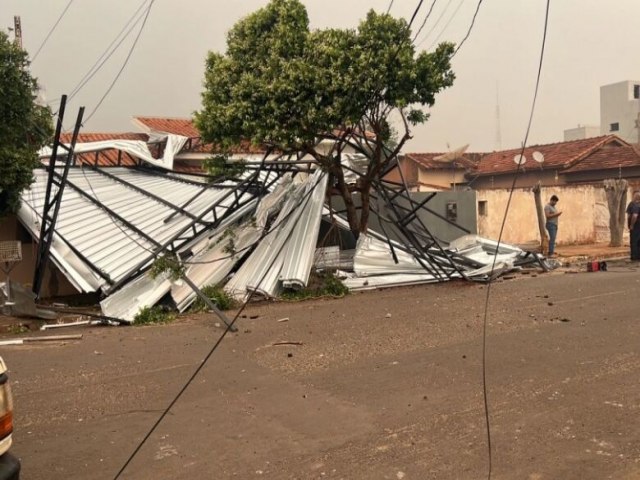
[600,80,640,143]
[563,125,601,141]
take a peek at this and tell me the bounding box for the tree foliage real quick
[0,32,53,217]
[195,0,455,234]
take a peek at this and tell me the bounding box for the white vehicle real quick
[0,357,19,480]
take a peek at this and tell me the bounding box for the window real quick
[610,122,620,132]
[446,201,458,222]
[634,84,640,99]
[478,200,488,216]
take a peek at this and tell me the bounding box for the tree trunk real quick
[532,182,548,253]
[359,187,371,234]
[604,178,628,247]
[331,165,360,238]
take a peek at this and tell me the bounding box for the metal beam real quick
[33,96,85,298]
[106,167,285,293]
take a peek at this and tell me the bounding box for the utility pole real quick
[532,182,548,254]
[635,111,640,145]
[13,16,22,49]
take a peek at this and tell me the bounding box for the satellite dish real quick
[532,151,545,163]
[513,154,527,165]
[433,144,470,163]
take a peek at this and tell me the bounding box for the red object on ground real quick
[587,261,600,272]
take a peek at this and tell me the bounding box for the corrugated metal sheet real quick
[313,247,355,270]
[353,234,446,277]
[171,175,295,311]
[342,272,443,291]
[100,273,172,321]
[18,167,268,295]
[39,135,188,170]
[225,170,328,300]
[280,171,328,289]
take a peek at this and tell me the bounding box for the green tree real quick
[195,0,455,235]
[0,32,53,217]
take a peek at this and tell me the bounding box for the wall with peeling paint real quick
[476,184,632,246]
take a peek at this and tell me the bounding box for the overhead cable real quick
[83,0,156,124]
[64,0,150,104]
[412,0,439,42]
[479,1,552,478]
[414,0,454,45]
[31,0,74,62]
[111,169,327,480]
[453,0,484,56]
[386,0,395,14]
[112,0,430,476]
[423,0,466,50]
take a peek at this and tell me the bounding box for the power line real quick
[63,0,150,104]
[453,0,484,56]
[112,170,327,480]
[83,0,155,124]
[31,0,74,62]
[386,0,395,14]
[112,0,431,475]
[479,1,552,478]
[412,0,439,42]
[415,0,454,46]
[424,0,466,50]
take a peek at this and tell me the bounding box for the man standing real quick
[544,195,562,257]
[626,191,640,260]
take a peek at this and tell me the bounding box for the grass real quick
[6,324,29,335]
[133,306,176,326]
[280,271,349,301]
[191,284,237,312]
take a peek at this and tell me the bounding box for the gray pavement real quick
[2,263,640,479]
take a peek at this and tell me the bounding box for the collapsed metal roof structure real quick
[16,105,550,323]
[17,160,548,322]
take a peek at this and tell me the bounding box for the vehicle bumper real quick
[0,452,20,480]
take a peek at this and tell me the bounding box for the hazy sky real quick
[2,0,639,153]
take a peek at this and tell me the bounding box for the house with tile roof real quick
[385,152,482,191]
[52,117,271,175]
[561,143,640,184]
[466,135,638,189]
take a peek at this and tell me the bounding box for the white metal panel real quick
[17,167,265,294]
[39,135,188,170]
[100,273,172,322]
[280,171,328,289]
[354,234,443,277]
[225,174,314,301]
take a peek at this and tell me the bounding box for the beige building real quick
[385,153,480,191]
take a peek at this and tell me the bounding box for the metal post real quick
[13,16,22,48]
[180,275,237,332]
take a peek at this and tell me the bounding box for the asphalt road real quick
[2,263,640,480]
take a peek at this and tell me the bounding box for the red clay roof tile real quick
[474,135,626,176]
[404,152,481,170]
[133,117,200,138]
[133,116,267,154]
[58,132,149,167]
[563,143,640,173]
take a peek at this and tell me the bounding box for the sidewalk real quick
[554,242,629,261]
[515,241,629,262]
